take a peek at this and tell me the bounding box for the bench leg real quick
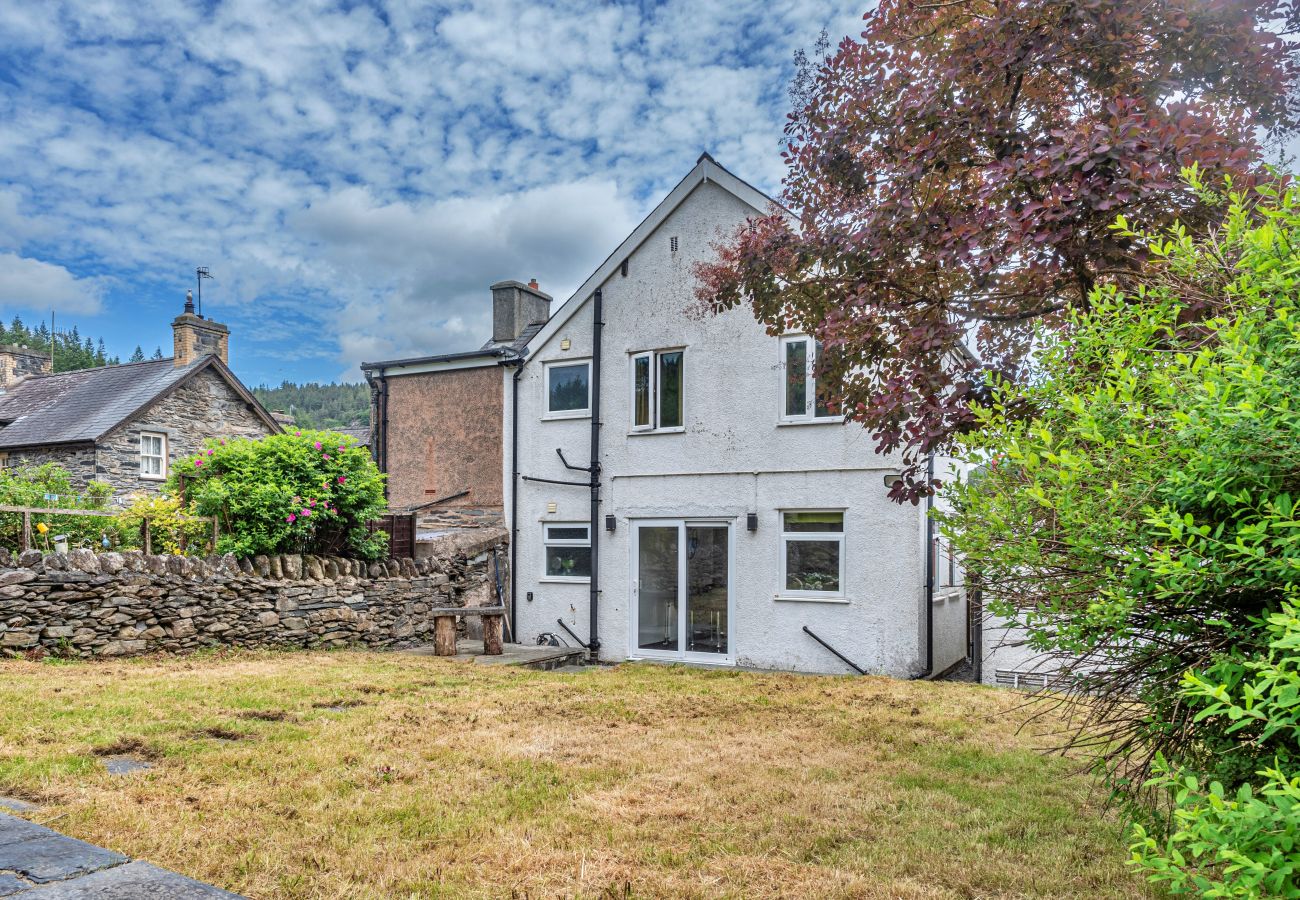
[434,615,457,657]
[482,614,504,656]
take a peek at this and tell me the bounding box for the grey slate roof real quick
[0,357,224,450]
[480,320,544,355]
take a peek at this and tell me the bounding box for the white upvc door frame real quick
[629,517,735,665]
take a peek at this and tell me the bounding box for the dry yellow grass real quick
[0,651,1151,899]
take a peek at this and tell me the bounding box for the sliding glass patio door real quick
[633,521,732,663]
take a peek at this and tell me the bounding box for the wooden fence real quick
[367,513,416,560]
[0,505,219,555]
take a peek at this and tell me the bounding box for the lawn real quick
[0,651,1150,899]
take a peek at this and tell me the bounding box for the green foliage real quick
[1130,604,1300,897]
[113,493,212,556]
[175,430,387,560]
[251,381,369,430]
[940,178,1300,887]
[0,464,113,552]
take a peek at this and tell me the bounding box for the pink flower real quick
[194,459,204,467]
[338,445,345,451]
[286,514,296,523]
[206,449,214,456]
[309,499,316,506]
[302,508,312,517]
[322,453,331,461]
[337,476,346,484]
[313,441,322,450]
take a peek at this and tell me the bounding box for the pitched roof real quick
[0,356,281,450]
[519,153,781,360]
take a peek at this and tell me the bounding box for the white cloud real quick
[0,0,867,380]
[0,253,103,314]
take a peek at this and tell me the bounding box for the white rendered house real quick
[505,154,969,675]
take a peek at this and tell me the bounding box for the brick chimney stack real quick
[0,345,52,393]
[491,280,552,343]
[172,290,230,367]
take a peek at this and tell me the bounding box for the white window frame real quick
[542,522,592,582]
[778,509,847,601]
[542,359,592,420]
[629,348,686,433]
[139,432,167,480]
[779,335,839,424]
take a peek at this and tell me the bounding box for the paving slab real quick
[0,814,243,898]
[0,833,127,884]
[12,861,242,898]
[0,800,37,814]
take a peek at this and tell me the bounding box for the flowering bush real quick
[174,430,387,559]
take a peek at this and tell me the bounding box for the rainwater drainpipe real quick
[364,366,391,499]
[508,359,523,642]
[916,450,936,678]
[587,288,604,656]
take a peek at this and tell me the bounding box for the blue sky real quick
[0,1,864,385]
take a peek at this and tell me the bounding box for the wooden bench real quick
[429,605,506,656]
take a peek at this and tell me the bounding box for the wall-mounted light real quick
[605,514,616,532]
[746,512,758,532]
[883,474,903,489]
[560,338,571,351]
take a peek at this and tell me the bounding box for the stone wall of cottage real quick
[0,530,508,658]
[2,446,98,486]
[96,366,277,505]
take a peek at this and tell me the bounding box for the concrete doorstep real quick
[0,812,242,898]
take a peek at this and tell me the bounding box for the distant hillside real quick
[252,381,370,430]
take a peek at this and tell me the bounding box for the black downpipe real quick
[916,451,936,678]
[509,362,522,643]
[588,288,603,656]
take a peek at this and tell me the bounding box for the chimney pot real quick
[528,278,539,289]
[184,289,195,314]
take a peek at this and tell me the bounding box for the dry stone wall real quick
[0,529,508,658]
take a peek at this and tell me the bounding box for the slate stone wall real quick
[0,530,508,659]
[1,446,98,485]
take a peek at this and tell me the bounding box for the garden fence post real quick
[211,517,219,553]
[20,511,30,553]
[141,518,152,555]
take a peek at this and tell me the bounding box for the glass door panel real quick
[637,525,679,652]
[685,525,728,655]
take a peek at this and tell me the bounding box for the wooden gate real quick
[367,513,416,560]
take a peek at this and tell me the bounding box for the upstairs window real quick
[544,360,591,419]
[139,432,167,480]
[543,523,591,580]
[630,349,684,432]
[780,335,838,423]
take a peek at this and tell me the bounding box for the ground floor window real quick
[543,523,591,580]
[780,510,845,597]
[139,432,167,479]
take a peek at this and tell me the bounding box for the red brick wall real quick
[383,366,504,517]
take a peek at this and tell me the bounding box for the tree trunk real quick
[434,616,457,657]
[482,614,504,655]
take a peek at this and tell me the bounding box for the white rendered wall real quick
[512,179,958,676]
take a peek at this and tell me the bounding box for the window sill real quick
[774,594,850,605]
[539,576,591,584]
[542,412,591,422]
[627,427,686,436]
[139,475,167,482]
[776,418,843,428]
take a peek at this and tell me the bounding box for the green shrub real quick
[1130,603,1300,896]
[0,464,113,552]
[939,176,1300,885]
[113,493,212,556]
[174,430,387,559]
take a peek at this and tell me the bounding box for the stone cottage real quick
[0,295,281,504]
